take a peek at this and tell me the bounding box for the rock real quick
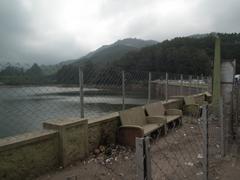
[99,145,106,152]
[88,158,94,163]
[105,147,112,156]
[184,162,194,166]
[94,148,100,155]
[197,154,203,159]
[105,157,113,163]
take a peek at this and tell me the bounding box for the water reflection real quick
[0,86,147,138]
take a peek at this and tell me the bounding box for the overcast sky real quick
[0,0,239,65]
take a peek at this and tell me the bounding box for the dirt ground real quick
[37,117,240,180]
[37,145,136,180]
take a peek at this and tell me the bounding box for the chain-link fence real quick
[135,105,226,180]
[149,106,205,180]
[233,80,240,138]
[0,64,209,139]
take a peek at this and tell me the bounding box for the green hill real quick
[76,38,158,65]
[42,38,158,74]
[54,33,240,84]
[114,33,240,75]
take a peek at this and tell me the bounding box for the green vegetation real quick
[114,33,240,75]
[1,33,240,85]
[54,33,240,85]
[0,63,46,85]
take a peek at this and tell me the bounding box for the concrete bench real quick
[118,106,166,146]
[145,101,182,130]
[204,91,212,103]
[183,96,208,116]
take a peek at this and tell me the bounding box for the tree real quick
[25,63,43,77]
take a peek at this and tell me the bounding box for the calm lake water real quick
[0,86,148,138]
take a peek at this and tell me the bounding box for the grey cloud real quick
[193,0,240,33]
[0,0,239,65]
[0,0,87,65]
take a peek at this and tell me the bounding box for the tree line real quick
[56,33,240,84]
[0,63,46,85]
[1,33,240,85]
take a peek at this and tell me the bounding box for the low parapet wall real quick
[88,113,120,152]
[0,130,59,180]
[0,93,208,180]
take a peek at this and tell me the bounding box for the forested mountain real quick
[120,33,240,74]
[114,37,214,75]
[38,38,158,74]
[82,38,158,60]
[73,38,158,68]
[79,44,138,65]
[1,33,240,85]
[54,33,240,84]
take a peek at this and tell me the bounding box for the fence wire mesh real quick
[233,81,240,137]
[0,63,210,139]
[207,113,222,179]
[150,108,205,180]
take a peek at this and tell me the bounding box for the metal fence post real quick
[145,137,152,180]
[188,75,192,95]
[136,137,151,180]
[122,70,125,110]
[165,72,168,102]
[136,137,144,180]
[207,76,212,93]
[235,83,239,129]
[147,72,151,104]
[79,68,84,118]
[197,76,200,93]
[201,74,204,92]
[202,105,209,180]
[180,74,183,96]
[220,97,225,157]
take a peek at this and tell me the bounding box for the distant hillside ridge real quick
[84,38,158,59]
[113,33,240,75]
[44,38,158,73]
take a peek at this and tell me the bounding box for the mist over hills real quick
[1,33,240,85]
[69,38,158,65]
[59,32,240,81]
[0,38,158,74]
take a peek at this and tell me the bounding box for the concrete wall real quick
[152,83,207,99]
[43,118,88,167]
[88,113,120,152]
[193,93,207,105]
[163,99,184,109]
[0,92,209,180]
[0,130,59,180]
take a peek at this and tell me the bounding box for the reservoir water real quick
[0,86,147,138]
